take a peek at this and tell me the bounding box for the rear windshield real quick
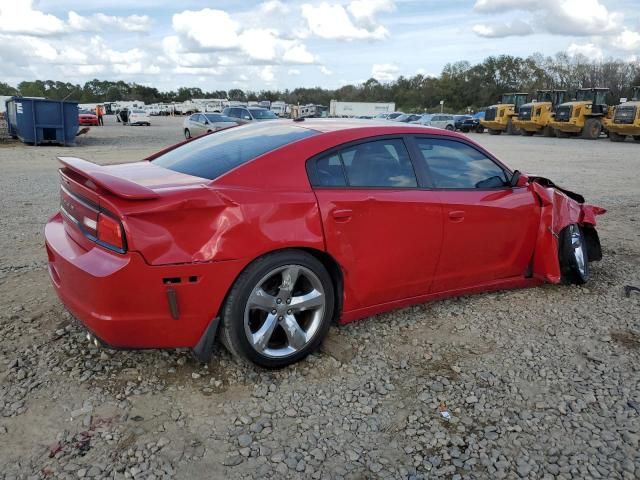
[152,123,317,180]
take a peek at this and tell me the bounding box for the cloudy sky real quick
[1,0,638,91]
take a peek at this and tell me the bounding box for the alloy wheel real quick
[569,225,586,278]
[244,265,326,358]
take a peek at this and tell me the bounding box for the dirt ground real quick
[0,116,638,479]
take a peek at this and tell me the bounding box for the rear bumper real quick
[480,120,506,131]
[45,212,242,349]
[549,121,582,133]
[513,120,542,131]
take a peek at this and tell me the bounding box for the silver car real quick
[427,114,456,130]
[222,106,278,122]
[409,114,433,125]
[183,113,239,139]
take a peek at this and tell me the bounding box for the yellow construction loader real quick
[480,93,529,135]
[604,86,640,142]
[513,90,566,137]
[549,88,611,140]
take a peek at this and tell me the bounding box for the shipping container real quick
[329,100,396,117]
[6,97,79,146]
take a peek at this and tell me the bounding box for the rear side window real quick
[414,138,508,189]
[152,123,317,180]
[310,138,417,188]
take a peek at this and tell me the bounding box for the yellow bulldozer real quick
[548,88,611,140]
[604,86,640,143]
[513,90,566,137]
[480,93,529,135]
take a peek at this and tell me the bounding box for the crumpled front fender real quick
[529,177,606,283]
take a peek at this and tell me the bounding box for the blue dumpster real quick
[5,97,79,146]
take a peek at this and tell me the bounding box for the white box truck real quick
[329,100,396,117]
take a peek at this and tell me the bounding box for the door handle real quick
[332,208,353,221]
[448,210,465,222]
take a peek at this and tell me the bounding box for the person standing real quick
[96,104,104,126]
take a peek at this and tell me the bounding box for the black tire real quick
[559,224,589,285]
[488,129,501,135]
[555,129,570,138]
[634,136,640,142]
[476,126,485,133]
[220,250,335,368]
[582,118,602,140]
[608,131,625,142]
[522,130,535,136]
[445,124,454,131]
[184,129,191,139]
[542,126,555,137]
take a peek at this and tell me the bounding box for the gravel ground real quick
[0,116,638,479]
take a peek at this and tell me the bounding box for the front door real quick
[410,136,540,292]
[308,137,444,311]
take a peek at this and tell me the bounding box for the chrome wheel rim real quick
[244,265,325,358]
[570,225,586,277]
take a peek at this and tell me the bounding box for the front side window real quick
[310,138,417,188]
[414,138,508,189]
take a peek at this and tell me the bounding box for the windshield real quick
[501,94,515,104]
[250,109,277,119]
[152,123,317,180]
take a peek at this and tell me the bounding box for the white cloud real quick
[172,9,239,49]
[0,0,65,35]
[348,0,395,29]
[301,2,389,41]
[472,0,623,37]
[567,42,604,60]
[258,65,275,82]
[288,68,301,75]
[372,63,399,82]
[611,28,640,52]
[238,28,279,61]
[67,12,151,33]
[282,43,315,64]
[472,20,533,38]
[319,65,333,75]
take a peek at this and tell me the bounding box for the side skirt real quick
[339,276,542,325]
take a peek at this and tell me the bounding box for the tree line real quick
[1,52,639,113]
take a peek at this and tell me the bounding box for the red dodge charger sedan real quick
[45,120,604,368]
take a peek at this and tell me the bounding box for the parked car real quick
[385,112,405,120]
[45,120,604,368]
[374,113,390,119]
[222,106,278,121]
[394,114,422,123]
[454,115,473,130]
[78,109,98,126]
[428,114,456,130]
[409,114,433,125]
[460,112,486,133]
[183,113,240,138]
[128,109,151,126]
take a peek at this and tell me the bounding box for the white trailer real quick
[329,100,396,117]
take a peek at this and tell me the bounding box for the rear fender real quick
[529,179,605,283]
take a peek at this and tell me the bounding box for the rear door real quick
[410,136,540,292]
[190,114,204,136]
[308,136,444,311]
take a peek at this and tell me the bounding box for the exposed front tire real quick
[582,118,602,140]
[559,224,589,285]
[476,126,485,133]
[445,124,454,131]
[521,130,535,136]
[634,136,640,142]
[488,129,501,135]
[220,250,335,368]
[542,126,555,137]
[555,129,570,138]
[184,129,191,139]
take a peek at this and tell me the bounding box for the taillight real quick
[97,213,125,251]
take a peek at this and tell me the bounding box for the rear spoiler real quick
[57,156,159,200]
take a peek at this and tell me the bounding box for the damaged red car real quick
[44,120,605,368]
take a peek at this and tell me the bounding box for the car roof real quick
[261,118,465,137]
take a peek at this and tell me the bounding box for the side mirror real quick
[204,120,209,125]
[510,170,528,188]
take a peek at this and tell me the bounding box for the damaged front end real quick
[527,175,606,284]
